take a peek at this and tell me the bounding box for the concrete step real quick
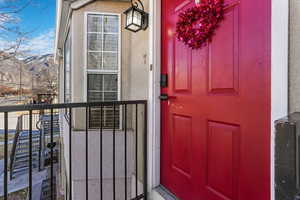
[15,156,39,163]
[14,161,39,169]
[16,147,40,152]
[15,152,39,157]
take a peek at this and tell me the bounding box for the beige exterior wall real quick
[128,0,149,183]
[129,2,149,101]
[71,1,132,129]
[289,0,300,113]
[60,114,135,200]
[57,0,150,198]
[57,0,150,129]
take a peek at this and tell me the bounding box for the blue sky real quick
[0,0,56,56]
[19,0,56,37]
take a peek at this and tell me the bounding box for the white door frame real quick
[148,1,289,200]
[148,0,162,194]
[271,0,289,200]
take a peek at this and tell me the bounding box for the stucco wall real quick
[289,0,300,113]
[129,2,149,101]
[60,114,135,200]
[57,0,150,195]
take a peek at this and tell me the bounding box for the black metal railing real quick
[0,100,148,200]
[9,115,22,180]
[9,113,40,180]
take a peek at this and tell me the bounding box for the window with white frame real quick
[86,13,120,128]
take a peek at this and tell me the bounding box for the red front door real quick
[161,0,271,200]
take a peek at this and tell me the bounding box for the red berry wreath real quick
[176,0,225,49]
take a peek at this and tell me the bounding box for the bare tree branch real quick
[0,0,33,60]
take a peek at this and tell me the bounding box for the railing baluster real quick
[4,112,8,200]
[50,109,54,200]
[135,104,138,198]
[39,116,42,171]
[86,107,89,200]
[69,108,72,200]
[143,103,148,200]
[124,104,127,200]
[100,106,103,200]
[29,110,33,200]
[113,104,116,200]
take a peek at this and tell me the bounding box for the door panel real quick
[171,114,192,178]
[206,121,239,200]
[208,5,239,94]
[161,0,271,199]
[174,40,192,91]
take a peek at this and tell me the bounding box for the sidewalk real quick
[0,169,47,196]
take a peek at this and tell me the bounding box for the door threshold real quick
[153,185,180,200]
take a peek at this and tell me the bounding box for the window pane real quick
[88,52,102,69]
[104,107,119,126]
[104,92,118,101]
[103,34,118,51]
[88,15,102,32]
[103,74,117,91]
[103,52,118,70]
[88,74,103,91]
[104,15,119,33]
[88,33,102,51]
[88,92,103,102]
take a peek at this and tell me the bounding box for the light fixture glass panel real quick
[126,9,133,26]
[133,10,142,26]
[128,24,140,31]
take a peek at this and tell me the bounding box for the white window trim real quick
[83,11,122,102]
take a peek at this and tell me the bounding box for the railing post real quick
[4,112,8,200]
[69,107,72,200]
[85,106,89,200]
[124,104,128,200]
[100,105,103,200]
[143,102,148,200]
[50,109,54,200]
[113,104,116,200]
[29,110,33,200]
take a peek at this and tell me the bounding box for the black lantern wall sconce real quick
[124,0,149,32]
